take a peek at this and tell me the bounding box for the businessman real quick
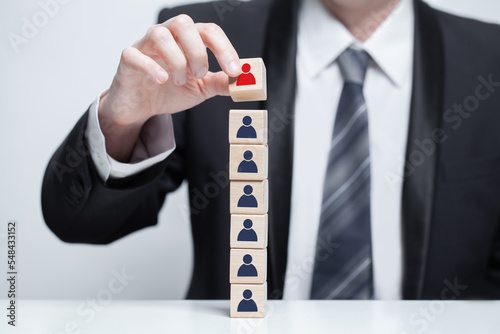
[42,0,500,300]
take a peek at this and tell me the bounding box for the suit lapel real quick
[262,0,300,298]
[401,0,444,299]
[260,0,444,299]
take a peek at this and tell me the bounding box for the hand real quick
[98,14,241,161]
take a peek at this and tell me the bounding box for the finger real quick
[118,47,169,85]
[198,71,230,99]
[134,25,188,85]
[196,23,240,77]
[163,14,208,79]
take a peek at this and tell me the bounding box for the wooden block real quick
[229,145,268,181]
[229,58,267,102]
[229,109,268,145]
[230,180,268,214]
[230,249,267,284]
[230,282,267,318]
[230,214,268,249]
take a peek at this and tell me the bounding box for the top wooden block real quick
[229,58,267,102]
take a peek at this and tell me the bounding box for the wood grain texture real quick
[229,109,268,145]
[230,214,268,249]
[230,249,267,284]
[230,282,267,318]
[230,180,268,214]
[229,58,267,102]
[229,145,268,180]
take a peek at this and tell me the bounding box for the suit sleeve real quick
[485,223,500,298]
[41,108,187,244]
[41,7,191,244]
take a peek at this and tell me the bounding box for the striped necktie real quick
[310,47,373,299]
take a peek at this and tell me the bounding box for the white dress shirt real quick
[85,97,176,180]
[283,0,414,300]
[85,0,414,300]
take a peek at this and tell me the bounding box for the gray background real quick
[0,0,499,300]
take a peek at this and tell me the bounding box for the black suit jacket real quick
[42,0,500,299]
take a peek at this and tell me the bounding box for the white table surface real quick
[2,300,499,333]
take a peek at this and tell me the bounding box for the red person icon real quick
[236,63,256,86]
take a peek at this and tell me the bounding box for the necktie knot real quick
[337,47,370,86]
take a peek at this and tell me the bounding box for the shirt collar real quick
[298,0,414,87]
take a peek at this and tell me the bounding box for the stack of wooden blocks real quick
[228,58,268,318]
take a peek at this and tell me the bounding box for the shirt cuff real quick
[85,93,176,181]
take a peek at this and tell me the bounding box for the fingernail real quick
[157,70,168,83]
[228,60,240,75]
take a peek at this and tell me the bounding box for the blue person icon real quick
[237,150,258,173]
[237,219,258,242]
[236,116,257,139]
[237,254,258,277]
[237,185,258,207]
[237,289,258,312]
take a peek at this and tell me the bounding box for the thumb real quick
[200,71,231,98]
